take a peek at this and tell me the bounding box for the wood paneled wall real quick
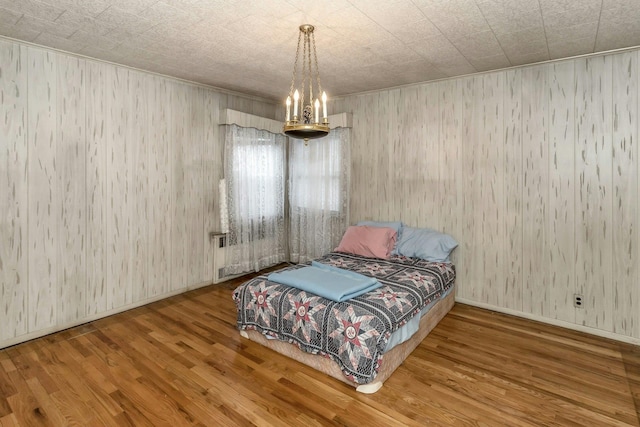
[334,48,640,342]
[2,37,637,345]
[0,38,278,348]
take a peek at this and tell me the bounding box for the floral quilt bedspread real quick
[232,252,456,384]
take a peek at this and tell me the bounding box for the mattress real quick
[233,252,456,386]
[384,284,454,350]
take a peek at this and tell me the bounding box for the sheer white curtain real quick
[289,127,350,263]
[224,124,286,275]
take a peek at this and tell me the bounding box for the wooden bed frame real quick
[240,286,455,394]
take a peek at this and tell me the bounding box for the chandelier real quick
[283,24,329,142]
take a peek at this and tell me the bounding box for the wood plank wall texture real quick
[0,38,277,348]
[332,48,640,343]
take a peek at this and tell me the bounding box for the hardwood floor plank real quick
[422,333,637,424]
[0,400,10,420]
[108,390,155,427]
[290,371,352,409]
[25,378,68,426]
[0,365,16,418]
[403,359,544,423]
[442,319,636,423]
[384,367,501,425]
[0,414,20,427]
[184,399,248,427]
[0,268,638,426]
[194,367,298,426]
[75,358,122,418]
[624,346,640,420]
[6,370,51,426]
[271,378,337,424]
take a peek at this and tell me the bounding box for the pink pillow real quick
[335,226,397,259]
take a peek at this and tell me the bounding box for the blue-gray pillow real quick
[396,226,457,262]
[356,221,403,254]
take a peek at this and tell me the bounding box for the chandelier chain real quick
[312,31,322,96]
[308,31,313,107]
[289,30,302,99]
[301,32,307,114]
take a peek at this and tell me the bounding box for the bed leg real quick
[356,381,383,394]
[240,331,249,339]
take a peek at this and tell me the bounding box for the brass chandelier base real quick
[284,120,329,141]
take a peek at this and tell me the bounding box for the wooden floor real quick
[1,272,639,426]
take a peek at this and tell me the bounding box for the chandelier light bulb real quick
[293,90,299,119]
[286,96,291,122]
[322,91,327,120]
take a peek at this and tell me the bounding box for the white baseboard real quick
[0,279,214,350]
[455,297,640,346]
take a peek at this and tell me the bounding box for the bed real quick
[232,250,456,393]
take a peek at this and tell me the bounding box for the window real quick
[223,123,350,268]
[288,128,350,263]
[224,124,286,273]
[289,130,346,213]
[231,140,283,219]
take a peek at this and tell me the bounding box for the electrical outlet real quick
[574,294,583,308]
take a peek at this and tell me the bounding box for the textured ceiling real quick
[1,0,640,100]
